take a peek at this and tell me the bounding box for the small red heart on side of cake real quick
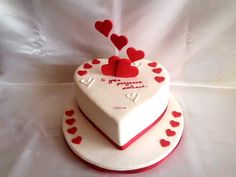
[84,63,92,69]
[67,127,77,134]
[65,109,75,116]
[148,62,157,67]
[172,111,182,118]
[77,70,87,76]
[152,68,162,74]
[92,59,101,64]
[126,47,145,63]
[95,20,113,37]
[166,129,176,136]
[116,59,139,77]
[65,118,75,125]
[170,120,180,127]
[101,56,121,76]
[160,139,170,147]
[110,34,128,51]
[71,136,82,144]
[154,76,165,83]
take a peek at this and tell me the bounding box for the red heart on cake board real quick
[126,47,145,63]
[116,59,139,77]
[160,139,170,147]
[101,56,121,76]
[72,136,82,144]
[65,109,75,116]
[65,118,75,125]
[67,127,77,134]
[95,20,113,37]
[172,111,182,118]
[110,34,128,51]
[166,129,176,136]
[170,120,180,127]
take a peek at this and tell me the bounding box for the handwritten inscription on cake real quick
[101,78,146,90]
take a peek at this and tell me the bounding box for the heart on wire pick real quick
[110,34,128,51]
[126,47,145,63]
[95,19,113,37]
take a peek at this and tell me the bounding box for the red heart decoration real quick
[160,139,170,147]
[166,129,176,136]
[152,68,162,74]
[170,120,180,127]
[148,62,157,67]
[126,47,145,63]
[110,34,128,51]
[101,56,121,76]
[65,109,74,116]
[77,70,87,76]
[67,127,77,134]
[65,118,75,125]
[95,19,113,37]
[84,63,92,69]
[116,59,139,77]
[154,76,165,83]
[172,111,182,118]
[92,59,101,64]
[71,136,82,144]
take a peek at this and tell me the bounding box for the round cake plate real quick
[62,94,184,173]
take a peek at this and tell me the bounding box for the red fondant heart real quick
[148,62,157,67]
[77,70,87,76]
[65,118,75,125]
[172,111,182,118]
[160,139,170,147]
[84,63,92,69]
[92,59,101,64]
[116,59,139,77]
[154,76,165,83]
[166,129,176,136]
[170,120,180,127]
[67,127,77,134]
[95,19,113,37]
[71,136,82,144]
[65,109,74,116]
[152,68,162,74]
[110,34,128,51]
[126,47,145,63]
[101,56,121,76]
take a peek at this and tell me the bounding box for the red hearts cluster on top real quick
[101,56,138,77]
[95,19,146,78]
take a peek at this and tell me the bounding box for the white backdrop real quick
[0,0,236,177]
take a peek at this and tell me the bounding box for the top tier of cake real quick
[74,59,170,150]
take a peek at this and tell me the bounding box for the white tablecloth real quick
[0,0,236,176]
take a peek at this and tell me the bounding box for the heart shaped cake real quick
[63,19,184,172]
[74,59,169,150]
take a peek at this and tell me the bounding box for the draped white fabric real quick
[0,0,236,176]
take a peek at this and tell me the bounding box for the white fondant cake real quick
[74,59,170,149]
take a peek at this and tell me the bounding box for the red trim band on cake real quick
[78,105,168,150]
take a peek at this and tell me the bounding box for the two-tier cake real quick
[62,19,184,173]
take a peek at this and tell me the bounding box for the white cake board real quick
[62,94,184,173]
